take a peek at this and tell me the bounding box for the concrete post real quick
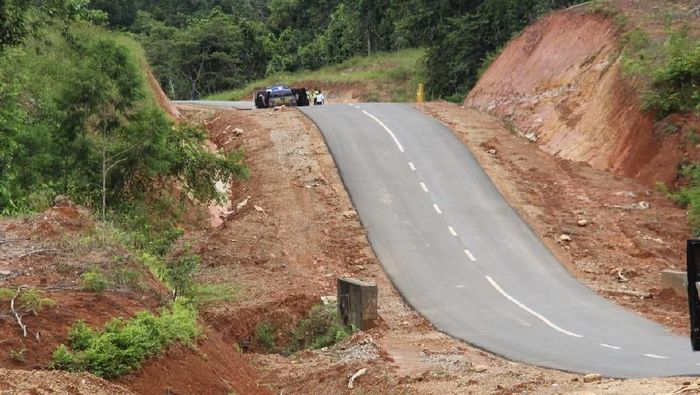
[337,278,378,330]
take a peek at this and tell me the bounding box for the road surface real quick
[300,103,700,378]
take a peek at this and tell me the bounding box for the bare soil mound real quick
[466,2,699,185]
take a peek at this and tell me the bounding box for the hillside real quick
[205,49,424,103]
[466,0,700,187]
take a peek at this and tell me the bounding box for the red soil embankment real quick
[146,68,181,120]
[466,10,685,185]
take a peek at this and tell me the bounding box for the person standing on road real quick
[315,89,325,105]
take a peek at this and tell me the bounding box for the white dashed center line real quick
[420,182,429,192]
[456,285,466,289]
[362,110,405,152]
[408,162,416,171]
[433,204,442,214]
[464,250,476,262]
[486,276,583,338]
[600,343,621,350]
[643,353,668,360]
[448,226,458,237]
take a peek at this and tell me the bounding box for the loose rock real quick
[577,219,588,227]
[559,234,572,242]
[583,373,601,383]
[474,365,488,373]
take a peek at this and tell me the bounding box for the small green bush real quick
[255,322,277,352]
[81,268,108,293]
[8,348,26,363]
[287,304,351,353]
[50,302,200,378]
[166,253,200,300]
[18,289,56,315]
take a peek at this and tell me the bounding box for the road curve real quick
[300,103,700,378]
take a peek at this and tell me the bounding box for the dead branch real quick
[598,288,650,299]
[616,268,629,283]
[18,249,55,259]
[348,368,367,389]
[10,286,28,337]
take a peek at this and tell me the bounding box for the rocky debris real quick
[582,373,601,383]
[342,210,358,219]
[338,341,379,362]
[614,191,638,198]
[559,234,572,242]
[474,365,488,373]
[486,149,497,156]
[254,205,266,214]
[577,219,589,227]
[632,201,651,210]
[233,127,244,136]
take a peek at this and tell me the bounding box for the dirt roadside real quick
[177,103,697,394]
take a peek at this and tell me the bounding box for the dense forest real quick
[88,0,585,100]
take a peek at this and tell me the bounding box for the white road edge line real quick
[643,353,668,359]
[464,250,476,261]
[420,182,429,192]
[433,204,442,214]
[456,285,466,289]
[485,276,583,338]
[362,110,405,152]
[408,162,416,171]
[448,226,458,237]
[600,343,621,350]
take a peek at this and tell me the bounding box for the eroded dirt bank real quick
[466,2,700,186]
[175,104,696,394]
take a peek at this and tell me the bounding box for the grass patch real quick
[287,303,352,353]
[50,302,200,378]
[190,283,240,305]
[206,48,425,103]
[255,322,277,352]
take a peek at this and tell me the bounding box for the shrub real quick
[288,303,351,353]
[18,288,56,315]
[50,302,200,378]
[81,268,108,293]
[255,322,277,352]
[166,253,200,300]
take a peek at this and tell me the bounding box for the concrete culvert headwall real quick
[466,9,679,185]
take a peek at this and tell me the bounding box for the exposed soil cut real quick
[466,1,700,186]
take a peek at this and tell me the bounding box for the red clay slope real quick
[466,8,688,185]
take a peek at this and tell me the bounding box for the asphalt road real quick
[173,100,254,110]
[300,103,700,378]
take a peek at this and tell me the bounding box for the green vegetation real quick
[670,165,700,234]
[255,322,277,352]
[206,49,425,102]
[16,289,56,315]
[0,3,248,216]
[8,348,26,363]
[51,302,200,378]
[288,303,351,353]
[622,26,700,119]
[81,268,108,293]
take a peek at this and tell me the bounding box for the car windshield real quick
[270,88,293,97]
